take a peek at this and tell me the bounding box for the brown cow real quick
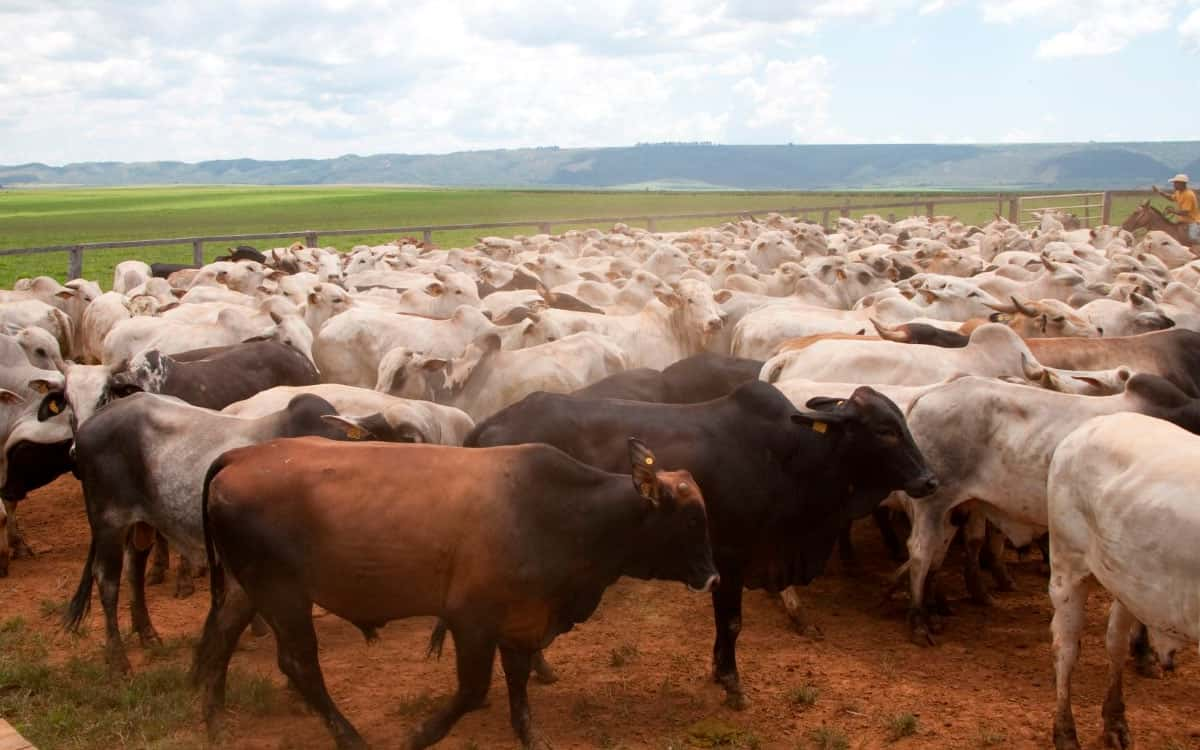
[193,438,718,750]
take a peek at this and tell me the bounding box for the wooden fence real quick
[0,191,1146,280]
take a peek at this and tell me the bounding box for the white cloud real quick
[982,0,1177,58]
[1183,5,1200,49]
[734,57,833,140]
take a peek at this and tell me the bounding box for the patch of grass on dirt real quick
[686,717,759,748]
[808,725,850,750]
[886,713,919,742]
[977,725,1006,747]
[609,643,640,668]
[393,690,439,719]
[789,683,820,708]
[0,616,277,750]
[38,598,66,619]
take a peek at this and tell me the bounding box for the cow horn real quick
[1041,256,1059,272]
[1011,296,1039,317]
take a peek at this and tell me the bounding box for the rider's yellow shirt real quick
[1173,189,1200,223]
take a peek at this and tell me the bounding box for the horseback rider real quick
[1152,174,1200,243]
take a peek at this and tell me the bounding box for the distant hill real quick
[2,142,1196,189]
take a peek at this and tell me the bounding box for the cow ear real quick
[28,378,58,395]
[654,290,681,308]
[270,311,284,325]
[424,281,445,297]
[714,289,733,303]
[420,358,448,372]
[37,391,67,421]
[55,289,76,300]
[628,438,660,507]
[320,414,373,441]
[0,388,23,405]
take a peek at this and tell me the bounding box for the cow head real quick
[320,411,428,443]
[792,386,938,513]
[623,438,719,594]
[655,279,726,345]
[31,364,140,433]
[987,297,1099,338]
[16,327,66,373]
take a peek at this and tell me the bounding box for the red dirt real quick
[5,475,1199,749]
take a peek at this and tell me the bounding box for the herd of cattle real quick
[1,208,1198,749]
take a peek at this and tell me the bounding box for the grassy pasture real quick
[0,186,1147,288]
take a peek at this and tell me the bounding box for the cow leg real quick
[906,502,954,646]
[531,650,558,684]
[1129,622,1160,678]
[500,647,548,749]
[779,587,823,639]
[1049,567,1087,750]
[837,522,860,573]
[962,511,992,606]
[4,500,32,558]
[125,542,162,648]
[194,578,257,731]
[146,532,169,586]
[263,593,365,750]
[874,506,907,563]
[94,528,132,674]
[0,507,10,577]
[711,573,745,709]
[1102,601,1134,750]
[987,523,1016,592]
[176,554,196,598]
[406,626,495,749]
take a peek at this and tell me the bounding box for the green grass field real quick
[0,186,1148,289]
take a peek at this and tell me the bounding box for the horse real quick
[1121,200,1198,247]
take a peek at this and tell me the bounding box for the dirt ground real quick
[4,475,1198,750]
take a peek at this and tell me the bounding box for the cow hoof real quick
[1134,653,1161,679]
[907,611,936,647]
[107,651,133,676]
[992,572,1016,593]
[11,538,34,559]
[722,691,747,711]
[532,660,559,685]
[138,628,163,648]
[522,733,552,750]
[969,592,995,607]
[1052,724,1081,750]
[1102,720,1131,750]
[145,568,166,586]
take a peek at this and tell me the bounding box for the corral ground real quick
[0,187,1152,288]
[3,476,1198,749]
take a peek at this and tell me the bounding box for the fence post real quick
[192,239,204,265]
[888,212,896,223]
[839,204,851,220]
[821,209,830,229]
[422,229,433,246]
[925,201,935,218]
[647,218,657,232]
[1008,198,1019,224]
[1102,192,1113,225]
[539,222,552,235]
[68,246,83,280]
[304,231,319,248]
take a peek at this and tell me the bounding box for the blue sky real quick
[1,0,1197,164]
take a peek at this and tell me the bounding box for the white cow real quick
[1047,412,1200,750]
[377,331,628,422]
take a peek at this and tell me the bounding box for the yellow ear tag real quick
[644,456,653,465]
[48,401,60,414]
[347,426,366,440]
[812,421,828,434]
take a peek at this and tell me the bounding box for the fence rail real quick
[0,191,1145,280]
[1017,192,1107,228]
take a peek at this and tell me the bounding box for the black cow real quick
[465,380,936,707]
[108,340,319,411]
[575,352,762,402]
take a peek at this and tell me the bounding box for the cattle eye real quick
[1053,316,1065,323]
[36,348,46,356]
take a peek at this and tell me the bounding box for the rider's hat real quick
[1171,174,1189,183]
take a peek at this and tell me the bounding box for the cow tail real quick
[201,456,228,611]
[62,538,95,632]
[426,619,449,660]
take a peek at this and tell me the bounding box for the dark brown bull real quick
[193,438,718,749]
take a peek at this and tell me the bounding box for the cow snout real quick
[906,474,940,498]
[703,318,723,333]
[688,573,721,594]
